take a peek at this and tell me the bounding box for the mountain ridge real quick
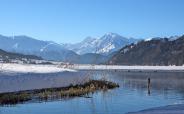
[62,32,139,55]
[109,35,184,65]
[0,48,42,63]
[0,33,139,64]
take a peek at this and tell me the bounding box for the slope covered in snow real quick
[0,33,139,64]
[0,35,78,62]
[63,33,139,55]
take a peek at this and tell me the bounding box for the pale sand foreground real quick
[127,104,184,114]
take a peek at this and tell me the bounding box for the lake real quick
[0,70,184,114]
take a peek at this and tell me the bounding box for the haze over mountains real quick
[0,33,138,64]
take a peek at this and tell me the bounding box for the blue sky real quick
[0,0,184,43]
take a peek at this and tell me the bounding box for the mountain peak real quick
[83,37,96,42]
[103,32,120,38]
[62,33,139,55]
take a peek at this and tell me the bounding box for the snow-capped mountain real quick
[109,35,184,65]
[0,35,78,62]
[144,35,180,42]
[0,33,140,63]
[168,35,180,41]
[62,36,98,54]
[63,33,139,55]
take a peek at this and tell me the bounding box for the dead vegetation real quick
[0,80,119,105]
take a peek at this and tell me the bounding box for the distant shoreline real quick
[0,63,75,74]
[0,63,184,74]
[69,64,184,72]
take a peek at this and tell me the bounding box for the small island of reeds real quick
[0,80,119,105]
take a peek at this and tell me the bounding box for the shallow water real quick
[0,70,184,114]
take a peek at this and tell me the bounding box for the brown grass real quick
[0,80,119,105]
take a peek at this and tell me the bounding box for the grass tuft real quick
[0,80,119,105]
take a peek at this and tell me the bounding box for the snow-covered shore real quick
[0,63,75,73]
[70,64,184,71]
[0,63,184,74]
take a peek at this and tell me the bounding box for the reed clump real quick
[0,92,31,105]
[0,80,119,105]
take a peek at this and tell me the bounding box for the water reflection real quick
[0,71,90,93]
[105,71,184,95]
[0,70,184,114]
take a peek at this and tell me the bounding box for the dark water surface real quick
[0,70,184,114]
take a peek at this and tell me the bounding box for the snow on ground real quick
[0,63,184,74]
[71,64,184,71]
[0,63,75,73]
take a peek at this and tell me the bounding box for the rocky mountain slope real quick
[62,33,139,55]
[0,49,42,63]
[0,33,138,64]
[109,35,184,66]
[0,35,78,61]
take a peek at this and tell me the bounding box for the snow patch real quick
[0,63,76,73]
[97,43,115,53]
[145,38,152,41]
[71,64,184,71]
[13,43,19,48]
[40,43,55,52]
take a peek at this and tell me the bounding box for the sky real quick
[0,0,184,43]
